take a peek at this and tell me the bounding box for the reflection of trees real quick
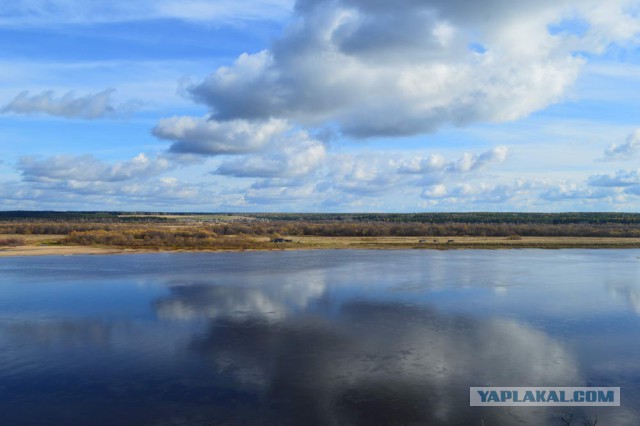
[189,302,582,425]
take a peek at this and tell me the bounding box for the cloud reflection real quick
[154,278,326,321]
[608,282,640,314]
[186,298,582,425]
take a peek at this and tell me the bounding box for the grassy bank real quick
[3,233,640,256]
[3,212,640,255]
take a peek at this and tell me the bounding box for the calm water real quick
[1,250,639,425]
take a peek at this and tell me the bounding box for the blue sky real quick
[1,0,640,212]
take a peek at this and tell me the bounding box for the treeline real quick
[209,222,640,237]
[253,212,640,225]
[4,211,640,225]
[6,221,639,239]
[0,212,178,224]
[0,223,118,234]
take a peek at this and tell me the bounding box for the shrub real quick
[0,238,25,246]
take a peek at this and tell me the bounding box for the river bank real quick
[3,235,640,256]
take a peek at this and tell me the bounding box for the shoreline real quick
[3,235,640,257]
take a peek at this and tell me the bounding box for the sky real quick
[1,0,640,212]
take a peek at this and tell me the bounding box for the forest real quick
[3,210,640,224]
[3,211,640,250]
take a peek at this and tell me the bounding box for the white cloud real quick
[7,152,221,207]
[204,145,513,208]
[445,146,509,173]
[1,89,140,119]
[396,146,508,176]
[421,180,535,204]
[603,129,640,160]
[18,153,177,183]
[153,116,290,156]
[0,177,214,209]
[397,154,446,174]
[422,184,447,198]
[185,0,639,138]
[9,148,640,210]
[324,147,509,197]
[216,131,326,178]
[588,169,640,187]
[541,182,617,201]
[328,154,404,196]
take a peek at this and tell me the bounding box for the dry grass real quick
[276,235,640,250]
[0,234,65,245]
[3,233,640,257]
[3,218,640,256]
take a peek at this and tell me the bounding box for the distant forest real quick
[3,211,640,224]
[2,211,640,241]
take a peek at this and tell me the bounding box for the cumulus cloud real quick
[387,146,508,182]
[227,146,510,206]
[153,116,290,156]
[1,89,139,119]
[329,147,509,196]
[224,145,511,209]
[422,184,448,198]
[588,169,640,187]
[0,176,212,209]
[327,154,406,196]
[2,152,215,208]
[603,129,640,161]
[215,131,326,178]
[18,153,175,183]
[421,180,534,204]
[184,0,639,138]
[397,154,446,175]
[540,183,615,201]
[445,146,509,173]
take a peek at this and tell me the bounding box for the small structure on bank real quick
[271,238,293,243]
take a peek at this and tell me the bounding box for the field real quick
[3,211,640,255]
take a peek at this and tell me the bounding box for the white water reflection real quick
[190,301,581,425]
[608,282,640,314]
[0,250,639,425]
[155,276,327,321]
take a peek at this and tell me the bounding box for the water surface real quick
[1,250,639,425]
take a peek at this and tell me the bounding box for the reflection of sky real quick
[189,301,583,424]
[0,250,639,424]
